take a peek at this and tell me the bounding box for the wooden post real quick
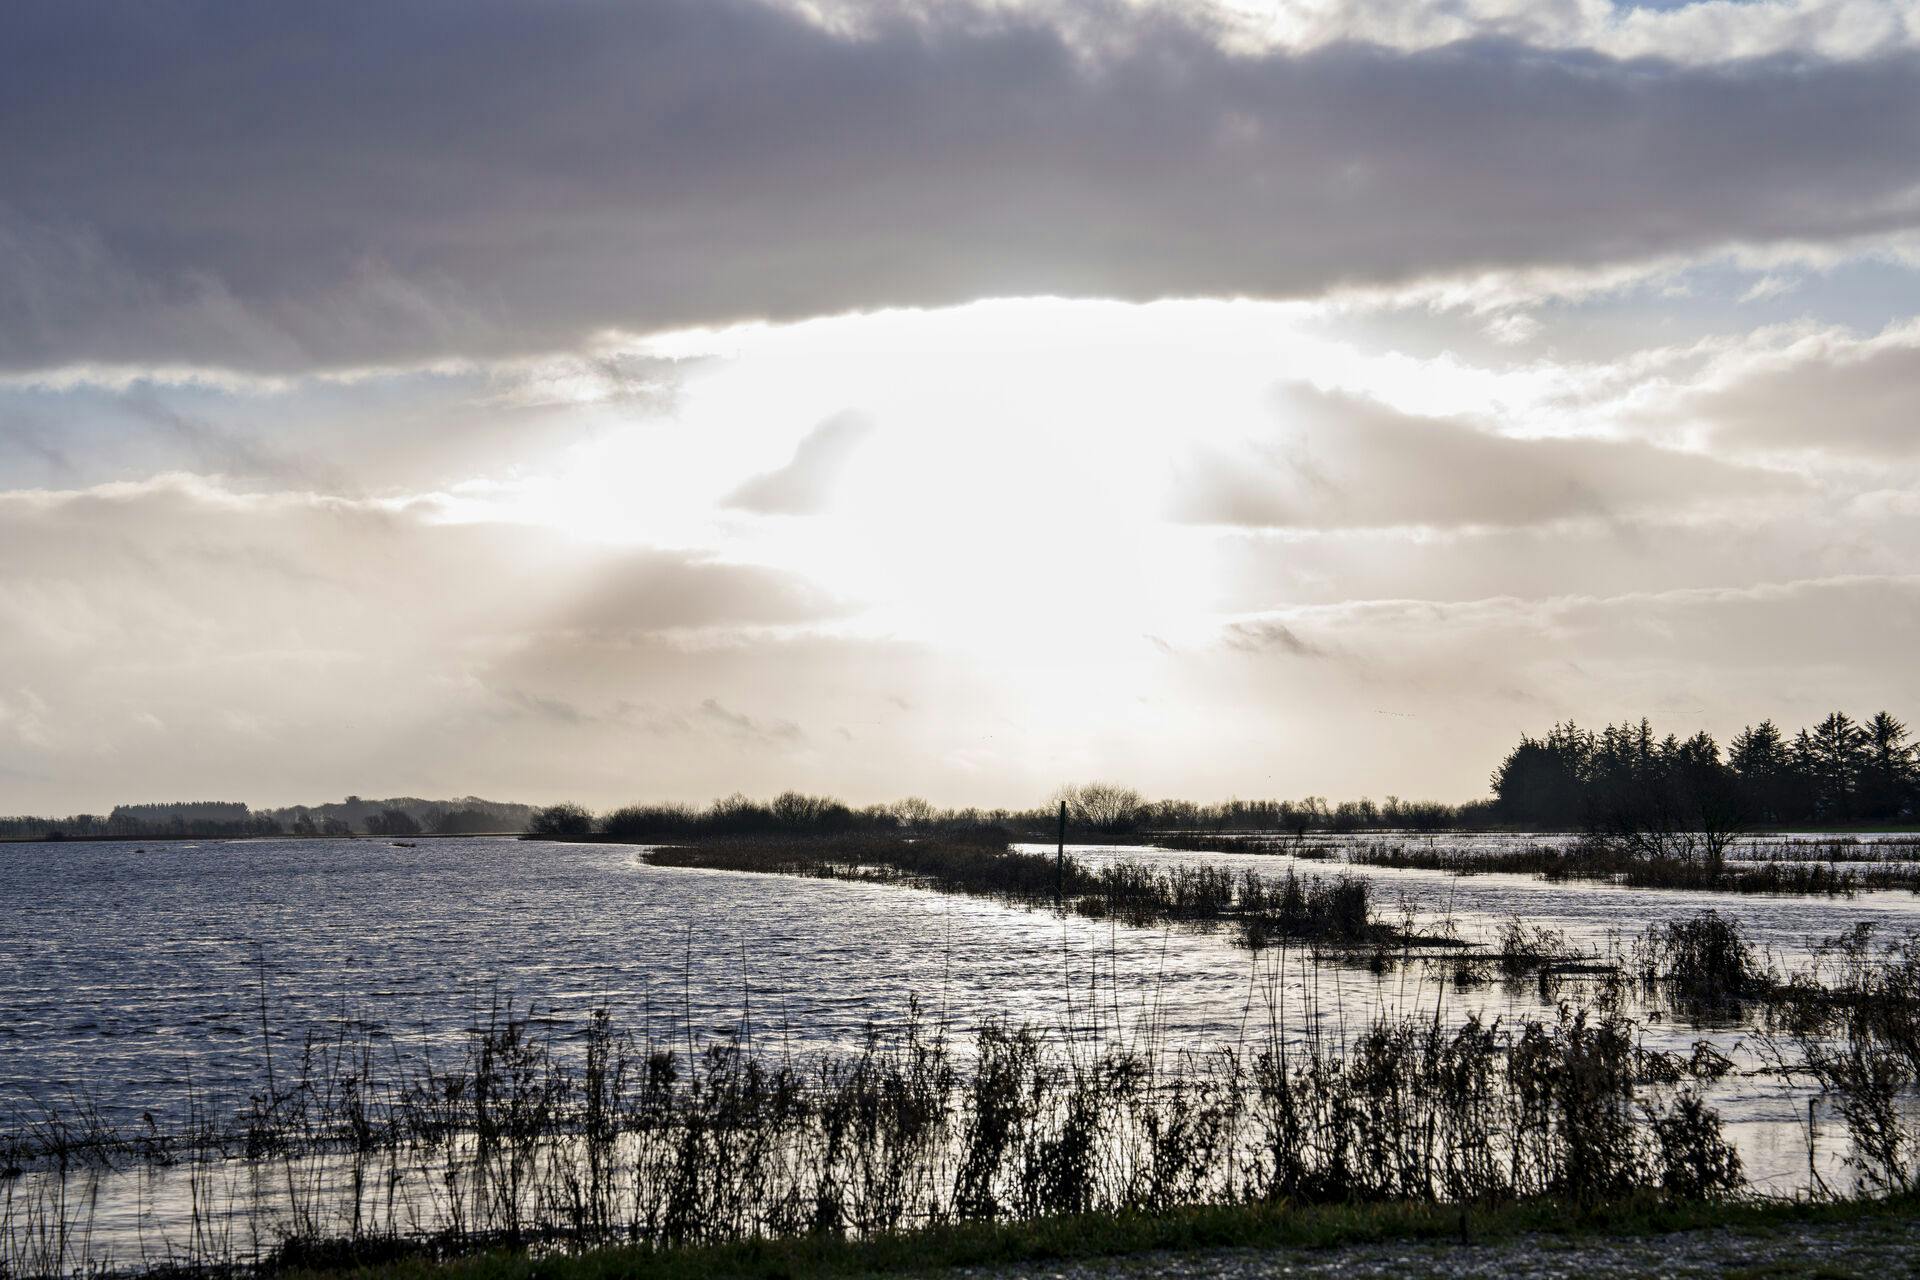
[1056,800,1067,907]
[1808,1096,1818,1189]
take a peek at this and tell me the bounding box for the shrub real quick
[527,803,595,838]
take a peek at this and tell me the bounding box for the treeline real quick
[22,712,1917,846]
[1032,783,1498,835]
[527,784,1499,842]
[0,795,535,841]
[273,795,534,838]
[1493,712,1917,834]
[528,794,1030,841]
[0,802,284,841]
[536,714,1920,849]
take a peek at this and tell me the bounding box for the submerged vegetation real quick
[1632,911,1767,1004]
[1765,926,1920,1194]
[0,969,1783,1276]
[1346,836,1920,896]
[643,835,1424,950]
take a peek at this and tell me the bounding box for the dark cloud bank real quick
[5,0,1919,373]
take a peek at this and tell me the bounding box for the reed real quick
[1154,834,1334,858]
[1632,911,1765,1003]
[642,836,1426,949]
[2,972,1759,1277]
[1762,924,1920,1194]
[1345,838,1920,896]
[5,901,1917,1274]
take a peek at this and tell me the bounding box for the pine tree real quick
[1801,713,1867,822]
[1729,720,1798,823]
[1860,711,1916,822]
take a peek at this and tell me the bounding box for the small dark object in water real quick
[392,840,416,848]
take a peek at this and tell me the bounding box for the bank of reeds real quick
[643,836,1420,949]
[2,982,1755,1277]
[1154,834,1333,859]
[1762,924,1920,1193]
[10,912,1920,1276]
[1631,911,1768,1003]
[1748,837,1920,863]
[1344,839,1920,896]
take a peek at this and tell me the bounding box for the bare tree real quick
[889,796,938,829]
[1051,782,1145,834]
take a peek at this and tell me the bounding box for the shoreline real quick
[276,1192,1920,1279]
[10,824,1920,846]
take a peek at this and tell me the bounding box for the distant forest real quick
[527,710,1918,842]
[8,710,1915,843]
[0,795,536,842]
[1490,712,1918,830]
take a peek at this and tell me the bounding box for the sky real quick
[4,0,1920,813]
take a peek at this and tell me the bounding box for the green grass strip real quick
[282,1192,1920,1279]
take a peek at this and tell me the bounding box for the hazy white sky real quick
[4,0,1920,812]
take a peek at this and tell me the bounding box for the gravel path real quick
[946,1214,1920,1279]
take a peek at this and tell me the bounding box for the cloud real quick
[1167,386,1799,530]
[490,685,813,748]
[0,342,714,497]
[5,472,1917,812]
[1209,491,1920,614]
[723,411,876,514]
[0,476,846,649]
[0,477,852,795]
[565,551,846,635]
[1180,0,1920,63]
[1482,311,1542,346]
[1329,574,1920,676]
[496,689,590,725]
[1202,574,1920,752]
[1682,321,1920,457]
[6,2,1920,372]
[1738,274,1801,304]
[1221,619,1325,657]
[699,697,808,746]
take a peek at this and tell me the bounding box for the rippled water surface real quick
[3,831,1919,1264]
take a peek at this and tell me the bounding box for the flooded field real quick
[1036,833,1920,964]
[2,833,1917,1271]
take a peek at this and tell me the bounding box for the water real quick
[1,836,1214,1127]
[1028,835,1920,965]
[2,833,1916,1267]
